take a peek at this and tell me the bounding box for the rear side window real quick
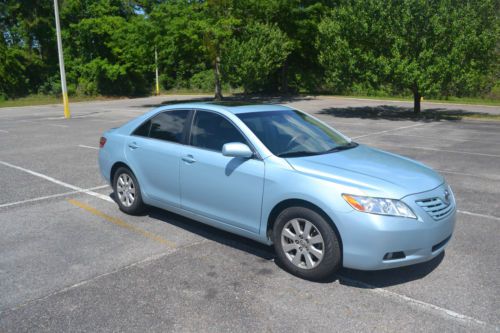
[190,111,246,152]
[133,120,151,137]
[133,110,190,143]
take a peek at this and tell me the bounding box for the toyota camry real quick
[98,103,456,280]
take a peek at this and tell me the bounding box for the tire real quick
[112,166,146,215]
[273,206,341,281]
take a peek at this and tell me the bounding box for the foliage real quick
[317,0,499,112]
[0,0,498,108]
[224,22,292,93]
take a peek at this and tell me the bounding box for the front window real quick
[237,110,355,157]
[190,111,247,152]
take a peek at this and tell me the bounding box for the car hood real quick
[285,144,443,198]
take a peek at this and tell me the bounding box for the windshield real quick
[237,110,355,157]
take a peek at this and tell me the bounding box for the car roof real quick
[157,102,293,115]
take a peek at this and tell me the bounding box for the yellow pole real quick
[53,0,71,119]
[155,46,160,95]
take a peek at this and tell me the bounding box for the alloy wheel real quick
[281,218,325,269]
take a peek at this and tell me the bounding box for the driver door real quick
[179,110,265,234]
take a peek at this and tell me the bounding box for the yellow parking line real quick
[67,199,176,248]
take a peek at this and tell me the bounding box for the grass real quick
[0,95,122,108]
[1,91,498,121]
[315,94,500,106]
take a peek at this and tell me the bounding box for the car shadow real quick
[109,193,444,286]
[146,206,276,260]
[335,252,445,288]
[318,105,493,122]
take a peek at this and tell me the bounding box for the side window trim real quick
[131,109,193,145]
[189,109,261,160]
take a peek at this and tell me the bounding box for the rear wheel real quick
[113,167,146,215]
[273,206,341,280]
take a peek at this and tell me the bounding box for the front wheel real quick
[113,167,146,215]
[273,207,341,281]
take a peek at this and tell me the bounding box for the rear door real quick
[125,109,191,207]
[179,110,265,233]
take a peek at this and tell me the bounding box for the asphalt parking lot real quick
[0,95,499,332]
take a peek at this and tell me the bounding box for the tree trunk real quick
[281,60,288,94]
[413,88,421,114]
[214,55,223,101]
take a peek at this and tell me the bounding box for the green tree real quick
[61,0,152,96]
[224,22,292,93]
[317,0,499,113]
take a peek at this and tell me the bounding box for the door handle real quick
[182,154,196,164]
[128,142,139,149]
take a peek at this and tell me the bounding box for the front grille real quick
[416,197,454,220]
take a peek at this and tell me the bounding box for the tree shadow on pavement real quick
[319,105,493,122]
[138,94,314,109]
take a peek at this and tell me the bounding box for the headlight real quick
[342,194,417,219]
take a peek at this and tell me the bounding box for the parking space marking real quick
[379,132,500,144]
[338,275,497,330]
[352,123,428,139]
[48,124,68,128]
[373,144,500,158]
[458,210,500,221]
[78,144,99,150]
[0,160,114,203]
[436,169,500,181]
[0,185,109,209]
[67,199,177,248]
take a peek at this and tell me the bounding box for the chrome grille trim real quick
[416,197,454,220]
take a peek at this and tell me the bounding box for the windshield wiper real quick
[276,151,322,158]
[325,142,358,153]
[277,142,358,158]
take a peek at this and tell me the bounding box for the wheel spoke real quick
[303,252,315,268]
[282,242,298,253]
[303,221,312,237]
[308,246,323,260]
[292,252,302,266]
[282,228,297,241]
[308,235,322,244]
[291,219,302,236]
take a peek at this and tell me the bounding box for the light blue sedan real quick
[98,103,456,280]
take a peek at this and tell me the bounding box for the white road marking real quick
[49,124,68,128]
[0,185,110,209]
[375,144,500,158]
[436,169,500,181]
[78,144,99,150]
[380,132,500,144]
[338,275,497,330]
[321,95,500,109]
[0,129,8,133]
[352,123,428,139]
[0,161,114,203]
[458,210,500,221]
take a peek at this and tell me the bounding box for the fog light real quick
[383,251,406,260]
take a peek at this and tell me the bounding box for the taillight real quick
[99,137,107,148]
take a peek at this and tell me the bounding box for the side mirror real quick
[222,142,253,159]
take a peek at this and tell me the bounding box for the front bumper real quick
[337,184,456,270]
